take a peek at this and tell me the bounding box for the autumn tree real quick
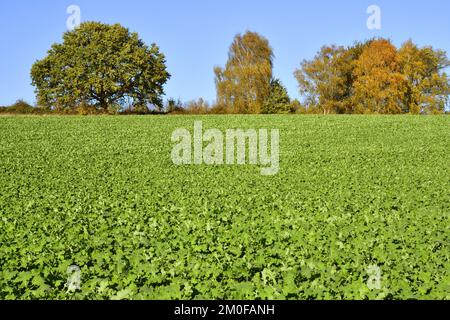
[214,31,273,113]
[262,79,291,114]
[295,38,449,114]
[398,40,450,114]
[294,43,366,114]
[31,22,170,112]
[352,39,407,114]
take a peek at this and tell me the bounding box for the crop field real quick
[0,115,449,300]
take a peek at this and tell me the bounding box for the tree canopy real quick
[295,38,449,114]
[31,22,170,112]
[262,79,292,114]
[28,24,449,115]
[214,31,274,114]
[398,40,450,113]
[295,44,365,114]
[353,39,407,114]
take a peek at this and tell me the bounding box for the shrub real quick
[165,98,184,114]
[1,100,37,114]
[75,103,100,116]
[185,98,210,114]
[209,103,229,114]
[290,99,303,114]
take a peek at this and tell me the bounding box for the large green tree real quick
[214,31,273,114]
[31,22,170,112]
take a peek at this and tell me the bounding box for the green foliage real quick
[31,22,170,112]
[0,115,449,300]
[262,79,291,114]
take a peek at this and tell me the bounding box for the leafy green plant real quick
[0,115,448,300]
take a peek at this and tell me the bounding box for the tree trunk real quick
[99,97,108,111]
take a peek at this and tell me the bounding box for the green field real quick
[0,115,449,300]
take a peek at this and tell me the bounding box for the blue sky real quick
[1,0,449,106]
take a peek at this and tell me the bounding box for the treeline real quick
[0,100,48,115]
[295,38,450,114]
[213,32,449,115]
[0,100,165,115]
[3,23,449,115]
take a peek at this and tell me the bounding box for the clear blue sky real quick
[1,0,449,106]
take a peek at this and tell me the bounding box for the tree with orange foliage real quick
[295,38,449,114]
[352,39,407,114]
